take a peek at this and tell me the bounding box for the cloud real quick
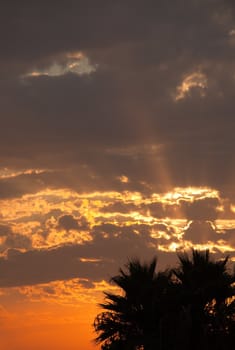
[0,59,234,196]
[0,225,12,237]
[174,71,208,101]
[218,228,235,248]
[57,215,80,231]
[100,201,140,214]
[183,220,217,244]
[57,214,89,231]
[3,233,32,252]
[24,53,96,78]
[0,171,49,198]
[0,0,235,290]
[181,197,220,221]
[0,222,180,287]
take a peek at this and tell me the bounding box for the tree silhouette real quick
[94,250,235,350]
[173,249,235,350]
[94,257,172,350]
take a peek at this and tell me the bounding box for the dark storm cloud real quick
[0,0,235,195]
[0,1,233,70]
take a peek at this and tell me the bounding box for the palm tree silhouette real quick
[173,249,235,350]
[94,250,235,350]
[94,257,171,350]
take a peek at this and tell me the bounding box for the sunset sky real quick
[1,1,235,349]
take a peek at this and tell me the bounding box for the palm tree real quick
[94,250,235,350]
[173,249,235,350]
[94,257,171,350]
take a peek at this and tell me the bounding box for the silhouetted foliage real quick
[94,250,235,350]
[173,250,235,350]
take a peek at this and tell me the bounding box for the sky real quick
[1,0,235,349]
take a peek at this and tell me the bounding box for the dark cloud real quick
[57,215,80,231]
[0,224,12,237]
[0,230,177,287]
[0,224,31,254]
[0,172,46,198]
[181,198,220,221]
[57,214,89,231]
[0,1,233,69]
[183,220,218,244]
[218,228,235,248]
[0,218,182,287]
[0,64,234,195]
[0,0,234,196]
[146,202,166,219]
[100,201,140,214]
[1,233,32,253]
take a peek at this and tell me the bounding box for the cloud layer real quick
[0,0,235,292]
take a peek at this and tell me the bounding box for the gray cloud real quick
[100,201,140,214]
[183,221,218,244]
[0,172,47,198]
[0,224,33,252]
[0,1,233,71]
[181,198,220,221]
[0,61,234,196]
[3,233,32,251]
[57,214,89,231]
[0,224,12,237]
[0,229,177,287]
[57,215,80,231]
